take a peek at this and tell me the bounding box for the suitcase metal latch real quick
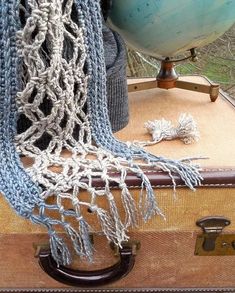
[195,216,235,256]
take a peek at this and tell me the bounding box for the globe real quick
[108,0,235,58]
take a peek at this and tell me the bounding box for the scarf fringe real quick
[49,229,72,266]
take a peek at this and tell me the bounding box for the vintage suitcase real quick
[0,75,235,292]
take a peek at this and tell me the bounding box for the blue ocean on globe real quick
[108,0,235,58]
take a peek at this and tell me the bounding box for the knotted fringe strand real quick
[78,218,94,261]
[119,169,139,227]
[64,224,85,257]
[31,212,94,266]
[93,206,120,243]
[30,214,72,266]
[105,188,129,245]
[120,183,139,228]
[137,169,165,222]
[49,229,72,266]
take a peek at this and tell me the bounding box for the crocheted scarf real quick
[0,0,202,265]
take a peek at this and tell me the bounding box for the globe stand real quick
[128,59,220,102]
[157,60,178,89]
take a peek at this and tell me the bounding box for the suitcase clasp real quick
[195,216,235,256]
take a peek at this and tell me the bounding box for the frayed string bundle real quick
[136,113,200,146]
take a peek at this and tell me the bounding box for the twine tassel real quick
[177,113,200,144]
[90,205,118,243]
[64,224,85,257]
[49,229,72,266]
[138,170,164,222]
[78,218,93,262]
[120,183,138,227]
[143,113,200,146]
[108,195,129,245]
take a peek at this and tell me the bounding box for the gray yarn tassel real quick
[93,206,119,243]
[79,218,93,261]
[138,171,164,222]
[119,182,138,227]
[49,229,72,266]
[108,196,129,245]
[64,224,84,257]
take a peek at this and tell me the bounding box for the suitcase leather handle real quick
[38,244,136,287]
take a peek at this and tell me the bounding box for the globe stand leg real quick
[175,79,220,102]
[128,60,220,102]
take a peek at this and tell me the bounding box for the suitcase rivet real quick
[221,242,230,248]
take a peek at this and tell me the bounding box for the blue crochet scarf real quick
[0,0,202,265]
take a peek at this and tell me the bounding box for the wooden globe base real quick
[128,60,220,102]
[157,60,178,89]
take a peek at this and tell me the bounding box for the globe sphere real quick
[108,0,235,58]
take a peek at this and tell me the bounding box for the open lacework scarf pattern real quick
[0,0,202,265]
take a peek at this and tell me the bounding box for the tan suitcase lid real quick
[113,75,235,189]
